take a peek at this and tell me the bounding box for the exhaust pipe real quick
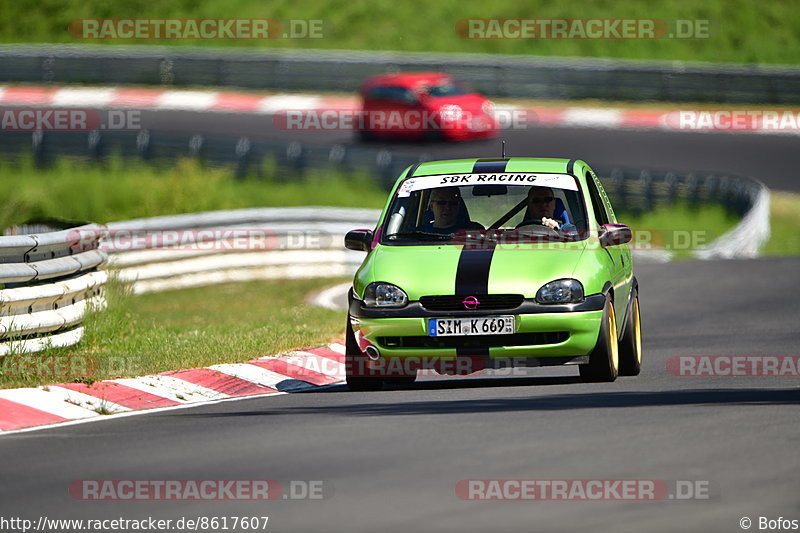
[364,345,381,361]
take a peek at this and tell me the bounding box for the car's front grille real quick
[378,332,568,349]
[419,294,525,311]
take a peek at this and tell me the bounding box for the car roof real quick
[399,158,587,186]
[361,71,454,90]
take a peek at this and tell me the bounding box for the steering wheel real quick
[516,220,547,228]
[514,219,564,238]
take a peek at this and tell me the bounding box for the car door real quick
[363,85,424,139]
[586,171,630,329]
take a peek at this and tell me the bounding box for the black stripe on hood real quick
[472,158,509,174]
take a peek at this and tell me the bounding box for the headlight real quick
[536,279,584,304]
[482,100,495,115]
[364,282,408,308]
[439,104,464,121]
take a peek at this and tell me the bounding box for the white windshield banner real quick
[397,173,578,197]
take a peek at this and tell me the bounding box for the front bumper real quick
[348,295,604,364]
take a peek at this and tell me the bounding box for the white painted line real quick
[157,90,219,111]
[0,86,6,102]
[110,378,190,404]
[209,363,307,390]
[51,87,117,107]
[309,281,351,311]
[0,345,346,437]
[46,386,131,414]
[494,104,520,114]
[137,374,230,401]
[631,249,674,264]
[328,343,346,355]
[112,375,227,403]
[561,108,623,128]
[257,94,322,113]
[270,350,346,378]
[0,388,293,436]
[0,388,98,419]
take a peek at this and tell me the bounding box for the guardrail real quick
[2,44,800,103]
[102,207,379,293]
[0,129,425,187]
[0,224,107,355]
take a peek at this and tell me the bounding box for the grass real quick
[0,276,348,389]
[617,201,740,259]
[763,191,800,255]
[620,192,800,257]
[1,0,799,64]
[0,155,388,230]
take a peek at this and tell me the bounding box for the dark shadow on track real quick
[310,375,585,392]
[183,388,800,419]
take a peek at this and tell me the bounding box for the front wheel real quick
[579,297,619,382]
[345,317,383,391]
[618,291,642,376]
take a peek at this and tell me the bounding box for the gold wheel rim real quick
[609,302,619,372]
[633,297,642,364]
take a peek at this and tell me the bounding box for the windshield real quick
[381,173,589,245]
[421,81,471,97]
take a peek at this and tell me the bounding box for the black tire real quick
[345,317,383,391]
[357,129,374,143]
[579,297,619,382]
[618,290,642,376]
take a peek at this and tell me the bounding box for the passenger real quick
[422,187,484,233]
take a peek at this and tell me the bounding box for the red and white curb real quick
[0,85,357,115]
[0,342,346,434]
[1,85,798,135]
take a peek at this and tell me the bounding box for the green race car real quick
[344,157,641,391]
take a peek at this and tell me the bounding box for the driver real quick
[519,186,569,230]
[422,187,484,234]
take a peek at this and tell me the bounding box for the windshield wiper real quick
[385,231,453,241]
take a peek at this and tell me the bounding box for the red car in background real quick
[357,72,498,142]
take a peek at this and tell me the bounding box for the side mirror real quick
[599,224,632,247]
[345,229,374,252]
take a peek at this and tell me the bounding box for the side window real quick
[367,86,417,104]
[585,172,609,226]
[593,173,617,223]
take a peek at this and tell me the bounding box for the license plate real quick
[428,316,515,337]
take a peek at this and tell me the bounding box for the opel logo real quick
[462,296,480,310]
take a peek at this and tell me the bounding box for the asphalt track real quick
[1,257,798,533]
[133,108,800,191]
